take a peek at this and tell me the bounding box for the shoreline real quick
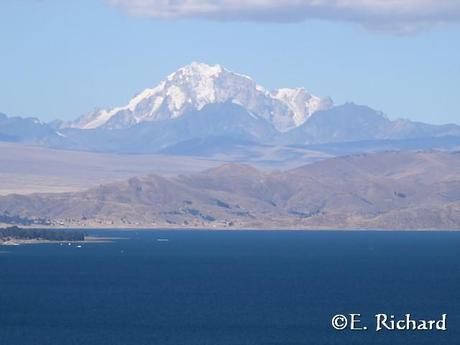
[0,236,122,246]
[2,225,459,232]
[2,228,458,246]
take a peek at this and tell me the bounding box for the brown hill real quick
[1,151,460,230]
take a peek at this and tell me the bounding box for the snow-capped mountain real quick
[69,62,333,132]
[3,62,460,157]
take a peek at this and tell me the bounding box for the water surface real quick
[0,230,459,345]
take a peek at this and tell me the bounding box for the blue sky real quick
[0,0,459,124]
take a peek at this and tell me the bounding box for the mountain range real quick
[2,64,460,230]
[1,62,459,156]
[1,151,459,230]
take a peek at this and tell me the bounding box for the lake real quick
[0,230,459,345]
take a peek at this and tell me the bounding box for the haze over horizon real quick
[0,1,459,125]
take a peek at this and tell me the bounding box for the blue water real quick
[0,230,459,345]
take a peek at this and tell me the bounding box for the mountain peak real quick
[168,62,255,85]
[171,62,225,79]
[69,63,333,131]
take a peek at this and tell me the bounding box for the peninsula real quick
[0,226,85,245]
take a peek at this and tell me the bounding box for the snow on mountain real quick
[70,62,333,132]
[270,88,332,127]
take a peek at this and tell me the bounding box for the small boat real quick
[157,238,169,242]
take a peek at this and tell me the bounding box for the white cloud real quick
[107,0,460,34]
